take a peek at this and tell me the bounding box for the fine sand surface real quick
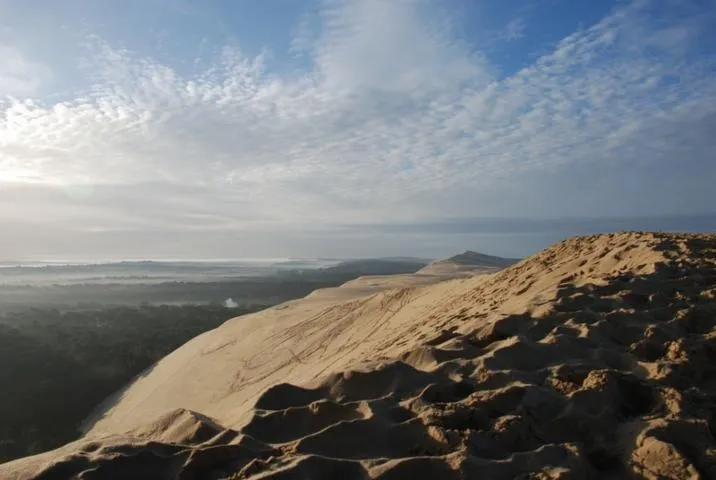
[2,232,716,479]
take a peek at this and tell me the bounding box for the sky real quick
[1,0,715,260]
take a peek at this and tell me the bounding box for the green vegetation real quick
[0,304,261,463]
[0,263,427,314]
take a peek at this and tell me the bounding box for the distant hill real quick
[416,250,519,276]
[377,256,434,263]
[321,258,428,275]
[442,250,520,268]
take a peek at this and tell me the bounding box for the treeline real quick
[0,272,380,313]
[0,304,264,463]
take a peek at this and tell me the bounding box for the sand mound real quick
[416,250,518,277]
[443,250,520,268]
[3,232,716,479]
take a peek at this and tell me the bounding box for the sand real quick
[2,232,716,479]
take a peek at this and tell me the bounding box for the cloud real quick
[0,0,715,257]
[0,44,52,96]
[500,17,527,42]
[312,0,490,94]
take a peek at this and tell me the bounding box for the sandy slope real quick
[76,266,486,439]
[3,232,716,479]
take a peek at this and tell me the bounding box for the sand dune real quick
[2,232,716,479]
[416,250,519,277]
[414,250,518,278]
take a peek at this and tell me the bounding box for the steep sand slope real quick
[78,262,498,438]
[3,232,716,479]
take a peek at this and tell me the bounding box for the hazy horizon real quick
[3,213,715,263]
[0,257,339,265]
[2,0,715,258]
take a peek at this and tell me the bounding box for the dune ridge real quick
[415,249,518,277]
[2,232,716,479]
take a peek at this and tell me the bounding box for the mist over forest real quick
[0,257,428,462]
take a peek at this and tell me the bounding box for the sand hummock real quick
[416,250,518,277]
[2,232,716,479]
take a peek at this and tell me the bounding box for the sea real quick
[0,258,342,286]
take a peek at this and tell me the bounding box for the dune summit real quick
[3,232,716,479]
[442,250,521,268]
[416,250,519,277]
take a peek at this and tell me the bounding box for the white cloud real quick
[500,17,526,42]
[0,0,715,257]
[0,44,52,96]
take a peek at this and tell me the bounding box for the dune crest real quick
[416,249,518,277]
[3,232,716,479]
